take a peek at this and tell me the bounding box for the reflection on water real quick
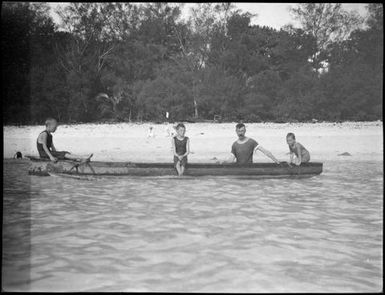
[2,160,383,292]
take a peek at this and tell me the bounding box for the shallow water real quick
[2,159,383,292]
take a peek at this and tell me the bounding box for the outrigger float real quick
[26,156,323,179]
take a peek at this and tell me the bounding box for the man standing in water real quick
[223,123,280,164]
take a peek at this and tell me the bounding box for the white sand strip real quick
[3,121,383,162]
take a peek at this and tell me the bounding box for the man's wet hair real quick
[45,118,57,127]
[236,123,245,129]
[176,123,185,130]
[286,132,296,140]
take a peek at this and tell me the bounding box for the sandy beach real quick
[3,121,383,162]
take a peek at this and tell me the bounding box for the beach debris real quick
[312,118,318,123]
[338,152,352,156]
[211,157,218,160]
[200,132,204,135]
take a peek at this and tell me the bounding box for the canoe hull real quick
[26,156,323,178]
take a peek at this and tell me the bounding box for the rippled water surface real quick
[3,159,383,292]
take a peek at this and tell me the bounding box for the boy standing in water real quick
[37,118,93,162]
[286,132,310,165]
[172,123,190,176]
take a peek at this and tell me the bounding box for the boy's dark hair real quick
[236,123,245,129]
[286,132,296,140]
[176,123,185,130]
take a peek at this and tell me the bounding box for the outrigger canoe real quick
[26,156,323,178]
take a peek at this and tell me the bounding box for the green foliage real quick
[2,2,56,124]
[2,3,382,124]
[135,62,194,121]
[290,3,364,72]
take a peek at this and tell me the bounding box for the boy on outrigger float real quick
[37,118,93,163]
[172,123,190,176]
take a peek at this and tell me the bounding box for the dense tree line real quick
[2,3,382,124]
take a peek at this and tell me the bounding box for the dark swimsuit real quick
[173,136,188,166]
[37,130,68,159]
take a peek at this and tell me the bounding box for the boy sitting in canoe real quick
[37,118,93,163]
[172,123,190,176]
[286,132,310,165]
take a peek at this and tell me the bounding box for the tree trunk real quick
[192,80,199,118]
[194,99,198,118]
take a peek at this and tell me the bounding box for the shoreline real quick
[4,122,383,162]
[3,120,383,128]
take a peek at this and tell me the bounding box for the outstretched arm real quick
[182,138,190,158]
[256,145,280,164]
[171,138,179,158]
[221,143,236,164]
[289,151,294,163]
[51,142,57,152]
[295,145,302,165]
[221,153,236,164]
